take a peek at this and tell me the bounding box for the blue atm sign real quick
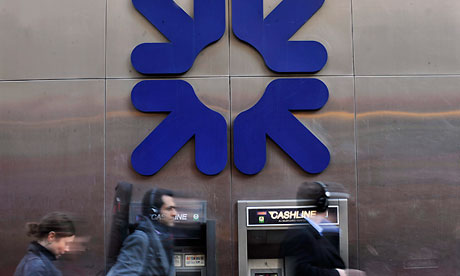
[130,0,330,176]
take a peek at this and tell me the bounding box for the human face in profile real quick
[46,232,75,258]
[159,195,177,227]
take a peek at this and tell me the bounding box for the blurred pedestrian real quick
[107,188,177,276]
[14,212,76,276]
[282,181,366,276]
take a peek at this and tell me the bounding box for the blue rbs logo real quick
[130,0,330,176]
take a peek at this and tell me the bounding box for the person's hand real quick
[336,269,366,276]
[345,269,366,276]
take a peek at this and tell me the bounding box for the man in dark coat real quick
[107,188,177,276]
[282,181,366,276]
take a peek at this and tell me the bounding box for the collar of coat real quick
[29,241,57,261]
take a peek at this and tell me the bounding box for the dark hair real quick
[297,181,326,211]
[26,212,75,240]
[297,182,323,199]
[142,188,174,216]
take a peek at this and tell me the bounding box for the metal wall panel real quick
[1,0,459,274]
[229,0,353,76]
[0,0,105,80]
[106,78,233,274]
[106,0,230,78]
[356,76,460,275]
[0,80,105,275]
[353,0,460,75]
[230,76,358,267]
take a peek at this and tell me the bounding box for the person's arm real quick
[285,229,342,276]
[295,259,341,276]
[107,231,149,276]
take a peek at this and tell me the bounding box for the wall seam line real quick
[350,0,360,270]
[103,0,108,273]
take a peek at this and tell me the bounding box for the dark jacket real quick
[107,216,175,276]
[282,224,345,276]
[14,241,62,276]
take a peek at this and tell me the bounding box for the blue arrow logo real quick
[131,0,225,74]
[232,0,327,73]
[131,80,227,175]
[233,79,330,175]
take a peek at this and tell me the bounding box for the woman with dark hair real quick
[14,212,76,276]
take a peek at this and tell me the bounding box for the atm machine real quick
[129,199,216,276]
[238,199,348,276]
[107,182,216,276]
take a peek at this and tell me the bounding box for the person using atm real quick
[282,181,366,276]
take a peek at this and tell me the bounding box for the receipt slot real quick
[238,199,349,276]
